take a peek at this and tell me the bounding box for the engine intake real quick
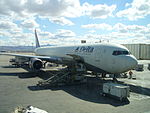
[30,58,43,70]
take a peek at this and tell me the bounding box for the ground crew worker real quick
[129,70,133,79]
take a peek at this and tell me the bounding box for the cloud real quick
[0,0,149,46]
[0,0,82,23]
[81,23,149,35]
[0,20,22,34]
[35,29,54,38]
[0,31,34,46]
[88,30,96,33]
[0,0,82,17]
[81,23,112,30]
[116,0,150,20]
[0,0,25,16]
[20,18,39,29]
[1,21,150,46]
[0,19,34,46]
[33,29,77,45]
[113,23,128,33]
[81,23,150,44]
[0,0,116,20]
[88,23,150,44]
[49,17,74,26]
[79,32,149,44]
[113,23,149,33]
[0,20,17,30]
[55,29,76,38]
[82,3,116,19]
[31,29,77,45]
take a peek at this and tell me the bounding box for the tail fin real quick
[35,29,40,48]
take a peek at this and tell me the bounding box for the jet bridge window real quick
[112,50,130,56]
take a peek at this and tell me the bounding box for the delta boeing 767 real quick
[0,30,137,75]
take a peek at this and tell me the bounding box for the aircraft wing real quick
[0,52,84,64]
[0,52,64,63]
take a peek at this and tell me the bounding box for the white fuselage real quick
[35,43,137,74]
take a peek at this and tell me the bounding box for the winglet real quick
[35,29,40,48]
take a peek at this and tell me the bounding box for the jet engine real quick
[29,58,43,70]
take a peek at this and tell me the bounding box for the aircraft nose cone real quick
[128,55,138,69]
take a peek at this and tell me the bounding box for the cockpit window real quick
[112,50,130,56]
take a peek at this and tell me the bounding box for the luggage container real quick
[12,105,48,113]
[135,64,144,71]
[102,83,130,101]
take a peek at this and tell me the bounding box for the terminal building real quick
[123,44,150,60]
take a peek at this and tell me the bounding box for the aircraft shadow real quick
[0,67,149,105]
[0,72,18,76]
[0,72,37,78]
[128,84,150,96]
[28,78,130,107]
[28,77,150,106]
[0,67,57,80]
[1,65,20,68]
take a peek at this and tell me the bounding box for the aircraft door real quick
[95,47,103,66]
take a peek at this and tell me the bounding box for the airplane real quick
[0,30,138,76]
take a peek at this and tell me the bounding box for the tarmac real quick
[0,55,150,113]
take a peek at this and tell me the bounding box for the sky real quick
[0,0,150,46]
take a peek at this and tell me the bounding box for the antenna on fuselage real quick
[35,29,40,48]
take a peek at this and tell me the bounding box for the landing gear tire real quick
[102,93,106,97]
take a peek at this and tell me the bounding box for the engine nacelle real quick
[29,58,43,70]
